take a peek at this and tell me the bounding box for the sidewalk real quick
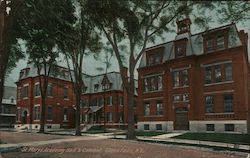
[0,135,108,153]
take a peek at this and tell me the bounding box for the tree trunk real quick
[127,70,136,140]
[0,73,5,113]
[75,90,81,136]
[39,94,46,133]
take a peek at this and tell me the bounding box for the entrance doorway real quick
[174,107,189,130]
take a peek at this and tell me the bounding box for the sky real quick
[4,13,250,87]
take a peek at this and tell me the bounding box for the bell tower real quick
[176,18,192,35]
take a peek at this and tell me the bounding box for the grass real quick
[174,133,250,145]
[82,125,109,134]
[116,131,169,137]
[135,131,169,137]
[137,139,250,153]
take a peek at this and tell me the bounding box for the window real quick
[144,103,150,116]
[224,94,233,112]
[34,106,40,120]
[173,95,181,102]
[143,75,163,92]
[155,53,161,64]
[158,76,163,90]
[47,106,53,121]
[183,94,189,102]
[182,70,189,86]
[206,124,215,131]
[225,124,234,131]
[217,35,224,49]
[214,65,222,82]
[119,96,124,106]
[98,98,103,106]
[94,84,99,91]
[17,108,21,121]
[156,124,162,130]
[144,124,149,130]
[106,96,112,106]
[63,87,68,99]
[47,83,53,97]
[205,96,214,113]
[205,67,212,84]
[17,88,21,100]
[107,112,112,122]
[23,86,28,98]
[147,52,162,66]
[143,79,148,92]
[34,84,40,97]
[225,63,232,81]
[173,71,180,87]
[102,83,111,90]
[63,108,68,121]
[11,98,14,103]
[119,112,124,122]
[81,99,88,107]
[156,102,163,115]
[175,45,185,58]
[148,55,154,66]
[206,39,213,52]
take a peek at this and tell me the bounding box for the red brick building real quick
[137,18,250,133]
[15,64,138,130]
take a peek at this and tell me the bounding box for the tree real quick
[84,0,220,139]
[0,0,23,112]
[17,0,76,133]
[63,0,101,136]
[216,1,250,23]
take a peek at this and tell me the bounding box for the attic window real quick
[102,83,112,90]
[147,52,162,66]
[11,98,14,103]
[206,39,213,52]
[217,35,225,50]
[25,69,30,76]
[94,84,99,91]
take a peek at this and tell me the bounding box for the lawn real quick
[174,132,250,145]
[82,125,110,134]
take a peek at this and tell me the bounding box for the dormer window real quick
[102,83,112,90]
[217,35,225,49]
[94,84,99,92]
[146,51,162,66]
[204,29,228,53]
[175,39,187,58]
[206,39,213,52]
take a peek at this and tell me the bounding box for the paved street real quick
[0,131,247,158]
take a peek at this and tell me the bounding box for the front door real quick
[174,108,189,130]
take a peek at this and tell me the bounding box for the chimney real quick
[176,18,192,35]
[238,30,248,46]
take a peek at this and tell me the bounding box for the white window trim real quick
[170,65,191,72]
[204,89,234,95]
[142,72,164,79]
[34,104,40,121]
[201,60,232,68]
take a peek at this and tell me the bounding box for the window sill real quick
[205,112,234,115]
[47,120,53,122]
[34,120,40,122]
[173,86,189,89]
[144,115,164,117]
[48,96,54,98]
[23,97,28,100]
[34,96,40,98]
[143,90,163,94]
[64,98,69,101]
[63,120,68,122]
[204,80,234,86]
